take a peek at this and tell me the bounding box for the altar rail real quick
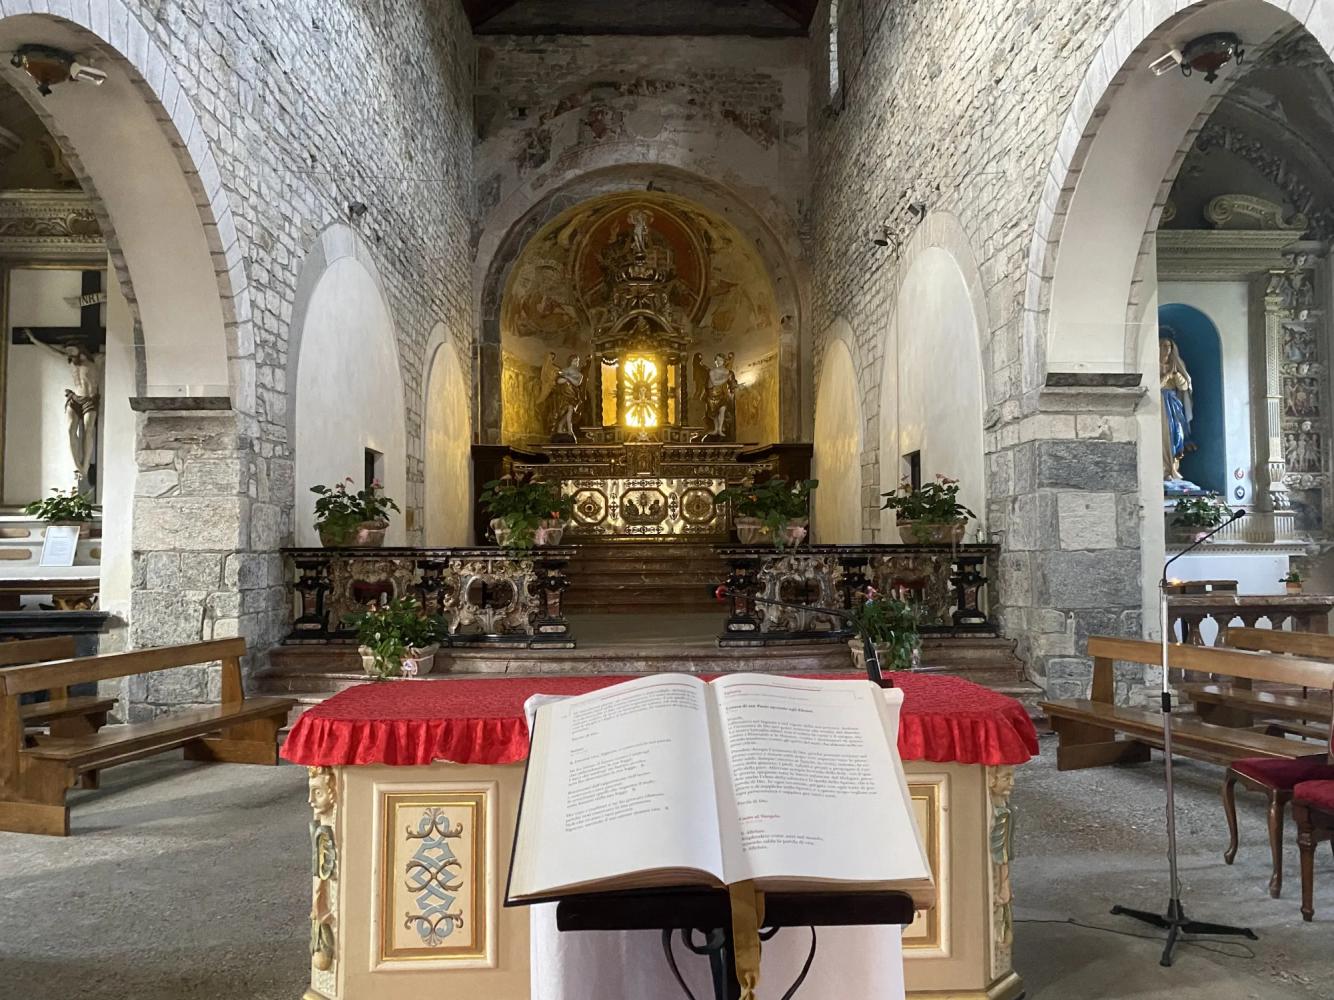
[717,543,997,644]
[282,548,574,647]
[1170,594,1334,645]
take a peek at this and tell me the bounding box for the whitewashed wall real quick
[293,258,408,547]
[423,332,472,546]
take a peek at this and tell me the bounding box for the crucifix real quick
[10,269,106,491]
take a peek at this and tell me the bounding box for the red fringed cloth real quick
[281,672,1038,769]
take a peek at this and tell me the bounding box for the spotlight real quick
[1149,48,1184,76]
[867,222,898,251]
[1181,32,1244,83]
[69,62,106,86]
[11,44,76,96]
[347,201,369,221]
[907,201,928,221]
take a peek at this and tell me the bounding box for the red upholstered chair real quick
[1294,780,1334,922]
[1222,754,1334,898]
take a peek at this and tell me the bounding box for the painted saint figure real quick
[694,351,738,440]
[22,328,102,486]
[539,352,589,441]
[1160,337,1193,482]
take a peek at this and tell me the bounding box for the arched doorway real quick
[0,9,249,664]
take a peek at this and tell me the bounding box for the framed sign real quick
[39,524,80,567]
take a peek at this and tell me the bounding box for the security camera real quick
[907,201,928,221]
[69,62,107,85]
[347,201,369,221]
[1149,48,1184,76]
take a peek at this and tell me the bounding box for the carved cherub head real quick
[307,767,336,819]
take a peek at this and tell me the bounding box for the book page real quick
[710,675,930,886]
[509,674,726,900]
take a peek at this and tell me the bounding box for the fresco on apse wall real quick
[500,191,780,446]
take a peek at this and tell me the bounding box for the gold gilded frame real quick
[904,780,944,953]
[377,789,491,965]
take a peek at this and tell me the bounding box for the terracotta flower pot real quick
[777,518,808,548]
[848,639,922,673]
[1286,582,1303,595]
[319,521,388,548]
[897,519,967,545]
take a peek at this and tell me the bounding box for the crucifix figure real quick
[22,327,102,486]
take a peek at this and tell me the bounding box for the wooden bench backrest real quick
[0,638,247,699]
[1087,636,1334,692]
[0,636,77,667]
[1219,627,1334,662]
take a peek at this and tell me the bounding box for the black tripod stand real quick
[1110,508,1257,965]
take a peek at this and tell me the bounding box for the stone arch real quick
[422,324,472,546]
[880,213,990,537]
[1022,0,1323,391]
[290,223,407,546]
[475,163,807,443]
[812,327,863,543]
[0,7,250,404]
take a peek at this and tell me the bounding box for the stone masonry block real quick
[132,496,245,552]
[130,591,207,646]
[1056,492,1117,549]
[1035,548,1141,610]
[1035,440,1137,492]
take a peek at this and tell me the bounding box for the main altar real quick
[283,673,1036,1000]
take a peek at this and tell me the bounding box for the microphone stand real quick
[1110,508,1256,965]
[716,587,890,686]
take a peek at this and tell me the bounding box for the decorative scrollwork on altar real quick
[988,766,1016,980]
[755,554,843,634]
[307,767,340,996]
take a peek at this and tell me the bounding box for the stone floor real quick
[1,735,1332,999]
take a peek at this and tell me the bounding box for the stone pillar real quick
[990,381,1148,701]
[1260,268,1294,515]
[126,410,284,719]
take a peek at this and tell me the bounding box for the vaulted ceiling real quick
[463,0,817,36]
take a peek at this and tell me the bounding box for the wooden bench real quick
[2,636,119,742]
[1041,636,1334,771]
[0,638,295,836]
[1183,627,1334,733]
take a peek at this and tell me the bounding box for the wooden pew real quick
[2,636,119,741]
[0,639,295,836]
[1041,636,1334,771]
[1185,628,1334,735]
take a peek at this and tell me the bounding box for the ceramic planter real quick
[848,639,922,674]
[358,643,439,679]
[536,518,567,545]
[1286,582,1303,595]
[318,521,388,548]
[777,518,808,548]
[898,519,967,545]
[734,516,771,545]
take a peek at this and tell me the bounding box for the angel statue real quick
[1159,336,1197,487]
[22,328,102,486]
[539,352,590,441]
[694,352,737,441]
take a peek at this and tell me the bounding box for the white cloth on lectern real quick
[530,909,905,1000]
[520,684,910,1000]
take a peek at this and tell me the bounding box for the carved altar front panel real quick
[566,476,727,537]
[903,777,947,957]
[374,785,496,970]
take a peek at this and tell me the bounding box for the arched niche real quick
[881,246,987,537]
[494,189,785,446]
[1159,304,1227,495]
[0,11,244,400]
[477,165,806,443]
[1027,0,1320,387]
[292,237,407,547]
[812,333,863,543]
[423,328,472,546]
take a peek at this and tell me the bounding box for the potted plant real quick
[348,597,440,679]
[25,487,99,524]
[311,478,400,547]
[479,475,573,549]
[1281,570,1303,595]
[716,477,818,547]
[1171,493,1232,542]
[881,475,974,544]
[847,586,922,673]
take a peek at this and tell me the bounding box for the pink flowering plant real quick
[880,474,974,524]
[310,478,400,544]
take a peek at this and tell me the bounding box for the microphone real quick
[1162,507,1245,585]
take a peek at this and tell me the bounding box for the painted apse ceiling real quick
[500,191,781,445]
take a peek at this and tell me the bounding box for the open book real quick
[507,674,934,910]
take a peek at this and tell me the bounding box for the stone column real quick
[126,409,284,719]
[990,380,1148,701]
[1260,268,1294,515]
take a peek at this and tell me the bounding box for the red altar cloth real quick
[282,673,1038,769]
